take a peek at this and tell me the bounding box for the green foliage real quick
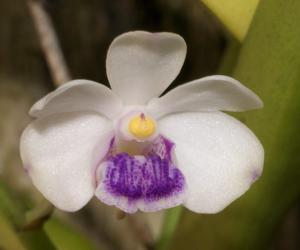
[0,181,25,226]
[202,0,260,41]
[0,179,96,249]
[19,230,55,250]
[44,217,96,250]
[0,211,27,250]
[0,181,28,249]
[169,0,300,249]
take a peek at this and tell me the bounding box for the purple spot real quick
[23,165,30,175]
[251,169,262,183]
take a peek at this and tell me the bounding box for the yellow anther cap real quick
[128,114,156,139]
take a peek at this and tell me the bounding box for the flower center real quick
[128,113,156,139]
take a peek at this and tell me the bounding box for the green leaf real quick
[202,0,260,41]
[0,180,56,250]
[170,0,300,249]
[19,230,56,250]
[0,211,27,250]
[0,180,26,226]
[44,217,96,250]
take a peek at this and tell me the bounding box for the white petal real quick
[158,112,264,213]
[20,112,113,212]
[148,75,263,118]
[30,80,123,119]
[106,31,187,105]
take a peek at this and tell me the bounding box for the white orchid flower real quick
[20,31,264,214]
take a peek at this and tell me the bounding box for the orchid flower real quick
[20,31,264,214]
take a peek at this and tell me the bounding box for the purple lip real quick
[95,135,186,213]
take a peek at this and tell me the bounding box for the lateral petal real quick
[148,75,263,118]
[20,112,113,211]
[158,111,264,213]
[30,80,122,119]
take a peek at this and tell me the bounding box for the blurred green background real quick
[1,0,300,249]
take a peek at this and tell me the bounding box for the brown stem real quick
[27,0,71,86]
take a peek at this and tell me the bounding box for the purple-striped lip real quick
[95,135,186,213]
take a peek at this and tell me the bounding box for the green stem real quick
[22,199,53,230]
[155,206,183,250]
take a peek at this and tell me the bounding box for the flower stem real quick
[155,206,183,250]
